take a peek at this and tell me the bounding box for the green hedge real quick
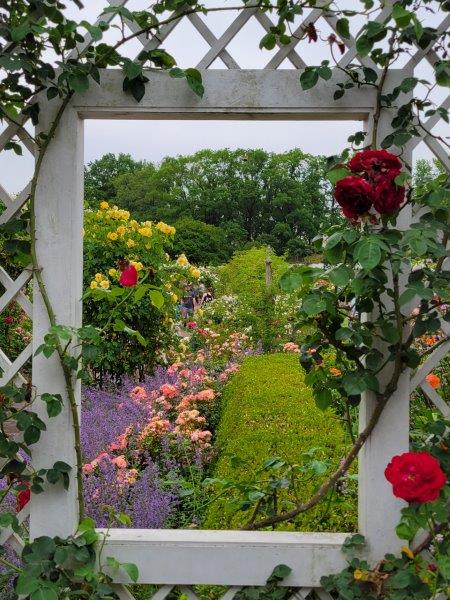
[204,354,356,532]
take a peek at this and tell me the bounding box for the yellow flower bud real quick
[108,268,117,277]
[401,546,414,560]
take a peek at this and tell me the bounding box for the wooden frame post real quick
[30,106,84,538]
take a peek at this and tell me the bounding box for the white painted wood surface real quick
[30,107,84,538]
[100,530,348,587]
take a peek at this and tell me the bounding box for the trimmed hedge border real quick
[204,353,356,531]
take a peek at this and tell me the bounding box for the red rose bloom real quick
[349,149,402,183]
[16,485,31,512]
[334,175,374,220]
[3,315,14,325]
[119,265,138,287]
[373,174,405,214]
[385,451,446,503]
[187,321,197,330]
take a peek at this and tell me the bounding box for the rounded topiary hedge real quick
[204,353,356,532]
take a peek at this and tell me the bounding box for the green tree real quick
[171,218,230,265]
[105,148,338,260]
[84,153,147,205]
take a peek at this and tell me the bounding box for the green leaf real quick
[185,68,204,97]
[318,65,332,81]
[328,265,352,287]
[325,231,343,250]
[326,167,349,185]
[268,564,292,583]
[380,322,400,344]
[30,586,58,600]
[300,68,319,91]
[315,388,332,411]
[149,289,165,310]
[354,238,382,270]
[392,4,411,28]
[342,372,367,395]
[16,574,40,595]
[123,60,142,81]
[121,562,139,583]
[336,18,350,39]
[301,295,327,316]
[356,35,373,57]
[68,74,89,95]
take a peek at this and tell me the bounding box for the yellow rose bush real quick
[83,203,186,381]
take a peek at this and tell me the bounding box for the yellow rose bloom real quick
[100,279,110,289]
[120,210,130,220]
[130,219,139,229]
[401,546,414,560]
[108,268,118,277]
[190,267,201,279]
[130,261,143,271]
[127,238,136,248]
[138,227,152,237]
[100,201,109,210]
[107,232,118,241]
[176,254,189,267]
[90,281,98,289]
[95,273,104,282]
[156,221,174,235]
[117,225,126,236]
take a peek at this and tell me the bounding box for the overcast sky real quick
[0,0,446,194]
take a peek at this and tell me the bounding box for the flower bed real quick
[81,330,260,528]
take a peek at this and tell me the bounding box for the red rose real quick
[3,315,14,325]
[385,451,446,503]
[334,175,374,220]
[16,484,31,512]
[348,149,402,183]
[373,174,405,214]
[119,265,138,287]
[187,321,197,330]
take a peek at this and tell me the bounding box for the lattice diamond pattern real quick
[0,1,449,594]
[112,585,334,600]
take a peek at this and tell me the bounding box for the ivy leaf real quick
[356,35,373,57]
[123,60,142,81]
[300,68,319,91]
[392,4,412,28]
[336,18,350,39]
[185,69,204,97]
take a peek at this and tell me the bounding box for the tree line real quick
[84,149,339,264]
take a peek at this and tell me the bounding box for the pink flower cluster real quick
[283,342,300,353]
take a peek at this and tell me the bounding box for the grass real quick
[203,353,357,532]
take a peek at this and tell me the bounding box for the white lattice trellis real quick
[0,2,449,599]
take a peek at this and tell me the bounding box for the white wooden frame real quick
[0,5,449,598]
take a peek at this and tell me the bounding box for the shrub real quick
[217,247,288,298]
[171,218,230,265]
[204,354,356,532]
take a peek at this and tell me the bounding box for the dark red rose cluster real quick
[334,149,405,220]
[385,451,447,504]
